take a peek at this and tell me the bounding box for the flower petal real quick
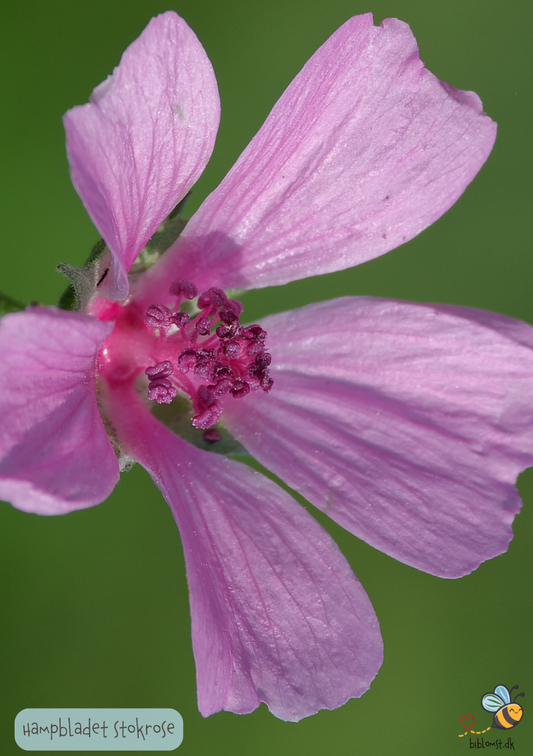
[0,307,119,514]
[106,385,382,721]
[64,11,220,300]
[142,13,496,297]
[222,298,533,578]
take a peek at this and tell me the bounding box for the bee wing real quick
[482,693,505,712]
[494,685,511,704]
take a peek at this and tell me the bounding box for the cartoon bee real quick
[481,684,525,730]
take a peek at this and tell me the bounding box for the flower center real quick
[141,279,273,430]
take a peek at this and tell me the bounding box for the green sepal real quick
[57,238,109,312]
[57,282,77,311]
[129,218,187,277]
[57,193,191,311]
[129,194,191,277]
[0,290,26,317]
[168,191,192,221]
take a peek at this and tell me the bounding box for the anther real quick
[145,361,173,380]
[223,340,242,358]
[216,322,238,339]
[145,361,178,404]
[170,311,190,329]
[198,287,227,316]
[203,428,222,444]
[232,380,250,399]
[195,317,212,336]
[145,303,172,330]
[192,385,222,429]
[169,278,198,300]
[143,280,273,427]
[148,379,178,404]
[178,349,196,374]
[194,357,215,380]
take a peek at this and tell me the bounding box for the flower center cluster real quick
[143,279,273,430]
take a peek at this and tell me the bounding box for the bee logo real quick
[481,684,525,730]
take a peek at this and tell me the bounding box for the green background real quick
[1,0,532,753]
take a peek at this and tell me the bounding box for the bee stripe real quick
[496,706,521,729]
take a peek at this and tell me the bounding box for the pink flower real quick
[1,11,532,721]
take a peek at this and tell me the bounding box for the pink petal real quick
[141,13,496,299]
[106,384,382,721]
[222,298,533,578]
[64,11,220,300]
[0,307,119,514]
